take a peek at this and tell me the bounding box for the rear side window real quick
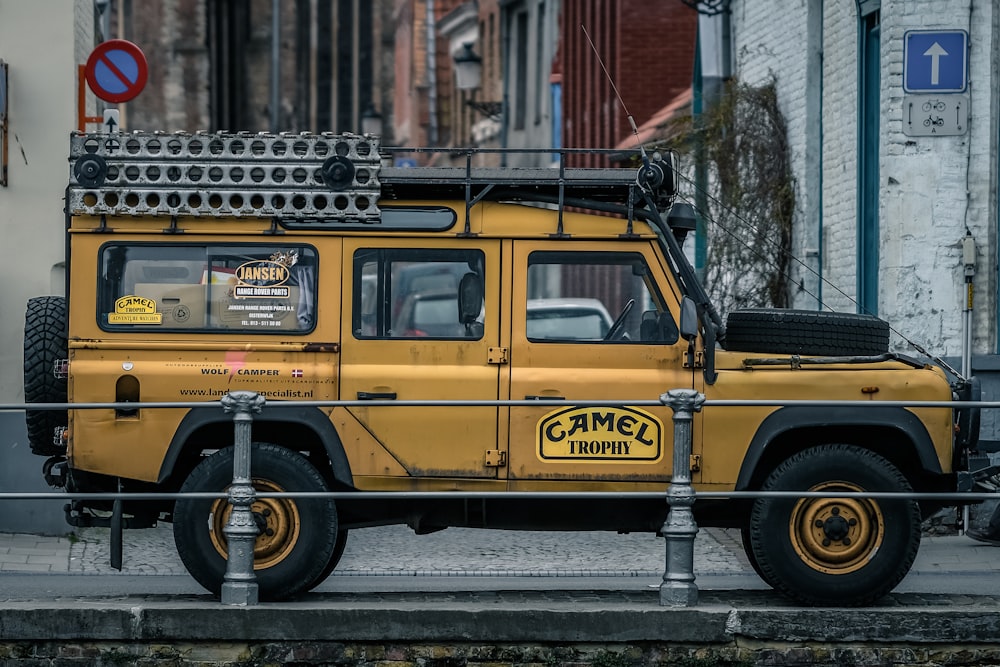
[353,248,485,339]
[98,243,318,333]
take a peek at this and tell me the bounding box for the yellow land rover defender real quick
[24,131,981,605]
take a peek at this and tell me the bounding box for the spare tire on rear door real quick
[23,296,68,456]
[724,308,890,356]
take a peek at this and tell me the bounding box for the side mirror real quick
[679,297,699,342]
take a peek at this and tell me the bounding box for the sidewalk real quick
[2,526,1000,666]
[2,524,999,578]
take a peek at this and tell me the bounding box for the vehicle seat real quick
[640,311,661,342]
[458,272,484,338]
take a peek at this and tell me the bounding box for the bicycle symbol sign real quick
[903,95,968,137]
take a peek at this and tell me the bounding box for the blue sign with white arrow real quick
[904,30,968,93]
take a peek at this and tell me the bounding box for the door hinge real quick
[683,350,704,369]
[488,347,509,364]
[689,454,701,472]
[485,449,507,467]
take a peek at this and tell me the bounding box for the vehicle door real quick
[339,239,502,479]
[506,241,698,485]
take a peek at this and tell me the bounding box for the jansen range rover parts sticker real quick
[233,259,290,299]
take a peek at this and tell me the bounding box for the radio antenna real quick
[581,24,647,163]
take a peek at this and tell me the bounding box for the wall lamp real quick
[453,43,482,91]
[361,104,383,136]
[452,43,502,119]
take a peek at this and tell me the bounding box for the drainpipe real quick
[693,41,707,281]
[806,3,824,309]
[694,9,732,281]
[962,231,977,377]
[501,10,510,166]
[270,0,280,132]
[95,0,111,41]
[426,0,438,145]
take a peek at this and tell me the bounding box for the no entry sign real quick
[85,39,148,104]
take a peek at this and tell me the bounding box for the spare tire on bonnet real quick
[724,308,890,357]
[23,296,68,456]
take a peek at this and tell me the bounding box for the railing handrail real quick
[9,397,994,410]
[14,388,998,608]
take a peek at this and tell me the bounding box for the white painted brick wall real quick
[818,1,859,316]
[880,0,968,355]
[732,0,996,358]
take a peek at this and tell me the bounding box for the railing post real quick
[658,387,705,607]
[219,391,266,606]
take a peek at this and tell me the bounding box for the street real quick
[0,524,995,601]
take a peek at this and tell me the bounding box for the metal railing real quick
[7,392,1000,607]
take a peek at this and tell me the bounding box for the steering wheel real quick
[604,298,635,341]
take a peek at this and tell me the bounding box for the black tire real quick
[748,444,920,606]
[724,309,889,356]
[23,296,68,456]
[173,443,338,601]
[739,528,765,581]
[306,529,350,590]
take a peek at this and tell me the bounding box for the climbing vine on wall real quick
[656,79,795,314]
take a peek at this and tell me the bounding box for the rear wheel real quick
[748,444,920,606]
[173,443,337,600]
[23,296,68,456]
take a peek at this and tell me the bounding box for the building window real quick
[514,11,528,130]
[534,1,546,125]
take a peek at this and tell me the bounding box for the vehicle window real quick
[526,251,678,343]
[353,248,485,339]
[98,243,318,333]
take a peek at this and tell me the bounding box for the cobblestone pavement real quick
[68,524,752,576]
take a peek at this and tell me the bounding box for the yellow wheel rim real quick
[207,478,301,571]
[788,481,884,575]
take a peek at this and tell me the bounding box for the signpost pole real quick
[77,65,104,132]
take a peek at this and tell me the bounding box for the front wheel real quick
[748,444,920,606]
[173,443,338,600]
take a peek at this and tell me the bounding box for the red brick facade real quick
[560,0,697,165]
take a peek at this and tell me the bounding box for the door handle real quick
[357,391,397,400]
[525,395,565,401]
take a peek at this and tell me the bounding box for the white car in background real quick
[526,298,615,341]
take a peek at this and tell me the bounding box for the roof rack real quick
[382,146,675,203]
[66,133,677,227]
[67,131,382,219]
